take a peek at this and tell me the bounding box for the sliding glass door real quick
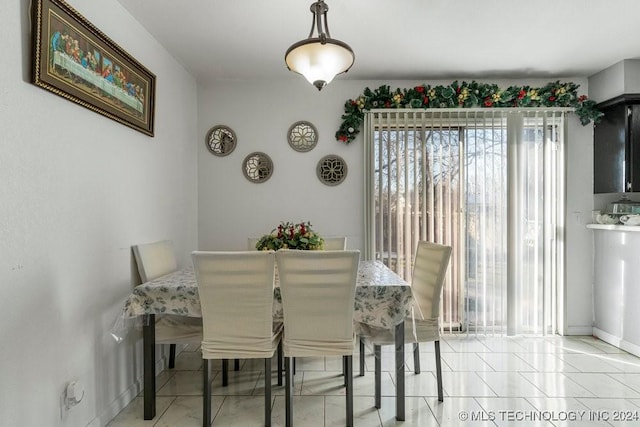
[364,109,566,336]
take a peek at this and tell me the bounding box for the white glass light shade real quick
[285,39,354,90]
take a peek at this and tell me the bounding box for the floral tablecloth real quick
[120,260,412,330]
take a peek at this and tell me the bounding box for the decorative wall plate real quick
[242,152,273,183]
[317,154,347,186]
[205,125,236,156]
[287,121,318,152]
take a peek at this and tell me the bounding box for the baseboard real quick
[87,354,169,427]
[564,326,595,336]
[619,339,640,358]
[592,327,623,347]
[592,327,640,357]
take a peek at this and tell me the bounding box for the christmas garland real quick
[335,80,603,144]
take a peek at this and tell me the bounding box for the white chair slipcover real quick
[360,241,451,404]
[133,240,178,282]
[192,250,282,427]
[276,249,360,427]
[322,236,347,250]
[132,241,202,367]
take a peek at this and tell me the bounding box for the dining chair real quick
[323,236,347,250]
[133,240,202,369]
[192,250,283,427]
[362,241,451,405]
[320,236,359,373]
[276,249,360,427]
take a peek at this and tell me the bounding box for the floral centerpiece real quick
[256,221,324,251]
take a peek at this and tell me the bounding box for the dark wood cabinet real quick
[594,94,640,193]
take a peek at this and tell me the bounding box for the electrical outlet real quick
[60,380,84,419]
[573,211,582,224]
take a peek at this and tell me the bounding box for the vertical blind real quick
[364,109,567,336]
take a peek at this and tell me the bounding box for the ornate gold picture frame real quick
[32,0,156,136]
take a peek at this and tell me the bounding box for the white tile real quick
[565,373,640,398]
[299,371,349,396]
[553,337,607,355]
[475,397,553,427]
[480,337,528,353]
[441,372,497,397]
[557,353,622,373]
[363,352,413,373]
[157,371,207,396]
[479,353,537,372]
[525,397,611,427]
[153,369,177,393]
[425,396,494,427]
[514,353,581,373]
[300,370,396,397]
[172,351,204,370]
[211,395,274,426]
[154,396,217,427]
[210,370,261,396]
[271,395,325,427]
[477,371,546,397]
[393,370,444,398]
[513,337,567,354]
[576,336,626,354]
[291,356,327,371]
[106,396,175,427]
[108,336,640,427]
[413,349,453,372]
[325,396,382,426]
[442,352,494,372]
[575,398,640,427]
[519,372,595,398]
[433,338,456,353]
[378,396,439,426]
[598,353,640,373]
[442,337,492,353]
[607,373,640,393]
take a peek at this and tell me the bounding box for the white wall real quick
[0,1,198,426]
[589,59,640,103]
[197,77,594,335]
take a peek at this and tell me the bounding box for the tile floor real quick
[107,335,640,426]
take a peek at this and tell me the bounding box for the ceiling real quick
[115,0,640,85]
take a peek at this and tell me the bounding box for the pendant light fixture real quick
[284,0,355,91]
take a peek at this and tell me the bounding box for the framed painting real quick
[32,0,156,136]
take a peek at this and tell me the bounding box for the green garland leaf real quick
[335,80,603,144]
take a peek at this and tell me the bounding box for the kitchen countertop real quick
[587,224,640,231]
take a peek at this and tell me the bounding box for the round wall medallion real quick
[287,121,318,152]
[205,125,236,156]
[317,155,348,186]
[242,152,273,183]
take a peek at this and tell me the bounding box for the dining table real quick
[116,259,413,421]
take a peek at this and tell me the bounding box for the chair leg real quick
[265,357,272,427]
[293,357,296,375]
[345,355,353,427]
[374,345,381,409]
[435,340,443,402]
[359,337,365,376]
[277,340,283,386]
[342,356,347,386]
[169,344,176,369]
[202,359,211,427]
[285,357,293,427]
[234,358,240,371]
[222,359,229,387]
[413,342,421,374]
